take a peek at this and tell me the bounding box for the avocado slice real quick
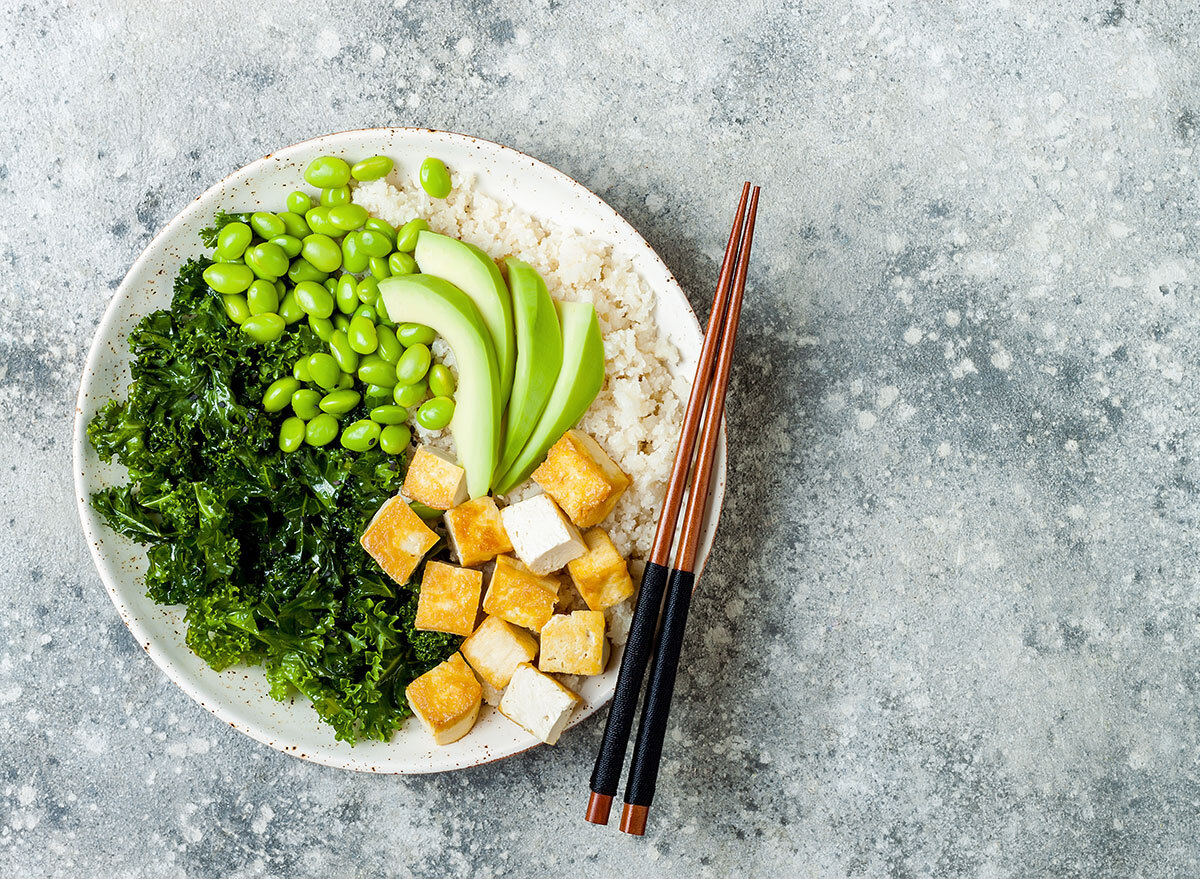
[378,274,500,498]
[494,258,563,480]
[414,231,516,406]
[492,300,604,495]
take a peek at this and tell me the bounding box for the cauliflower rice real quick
[353,177,688,560]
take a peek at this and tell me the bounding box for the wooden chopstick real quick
[619,186,760,836]
[585,183,752,826]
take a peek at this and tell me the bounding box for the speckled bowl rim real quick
[72,127,726,773]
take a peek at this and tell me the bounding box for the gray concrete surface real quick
[3,0,1200,875]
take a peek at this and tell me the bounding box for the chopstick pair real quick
[585,182,760,835]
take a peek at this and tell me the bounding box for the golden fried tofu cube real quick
[499,662,580,744]
[360,496,439,585]
[415,561,483,637]
[482,555,559,633]
[444,497,513,567]
[531,430,631,527]
[460,615,539,691]
[405,652,481,745]
[539,610,609,676]
[403,445,468,510]
[566,528,635,611]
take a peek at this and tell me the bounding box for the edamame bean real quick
[396,322,436,347]
[357,355,397,387]
[278,416,306,452]
[419,158,452,198]
[222,294,251,325]
[262,377,301,412]
[250,211,286,239]
[245,241,290,279]
[304,156,351,189]
[203,262,255,294]
[321,185,351,207]
[328,329,360,373]
[323,276,337,292]
[336,275,359,314]
[246,279,280,315]
[319,388,361,415]
[341,232,370,273]
[278,290,305,324]
[349,315,378,355]
[332,313,351,332]
[277,211,311,238]
[286,191,313,215]
[215,222,252,259]
[304,206,341,238]
[354,304,377,322]
[363,217,396,241]
[336,372,354,390]
[351,155,394,181]
[369,256,391,280]
[293,357,313,382]
[302,234,342,273]
[375,294,393,326]
[379,424,411,455]
[306,352,340,390]
[308,314,335,341]
[363,383,394,405]
[304,413,340,446]
[376,326,402,363]
[369,404,408,425]
[395,218,430,252]
[295,280,334,318]
[428,363,456,397]
[287,257,329,284]
[395,343,432,384]
[392,380,427,408]
[340,419,381,451]
[356,276,380,304]
[291,389,322,420]
[329,204,368,231]
[416,395,455,429]
[357,229,391,257]
[241,312,286,343]
[388,251,417,275]
[270,234,303,258]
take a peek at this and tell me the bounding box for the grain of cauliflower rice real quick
[354,177,687,560]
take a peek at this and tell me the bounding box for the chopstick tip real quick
[619,803,649,836]
[585,792,613,825]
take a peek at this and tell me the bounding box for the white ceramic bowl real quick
[73,129,726,773]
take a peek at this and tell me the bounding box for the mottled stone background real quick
[3,0,1200,876]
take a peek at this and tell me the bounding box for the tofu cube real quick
[482,555,560,633]
[405,653,481,745]
[499,494,586,575]
[360,496,439,585]
[566,528,635,611]
[531,430,631,527]
[403,445,468,510]
[499,662,580,745]
[539,611,609,676]
[415,561,483,636]
[460,615,539,691]
[444,496,513,567]
[479,678,504,707]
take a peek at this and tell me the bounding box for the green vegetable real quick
[199,211,252,248]
[416,396,454,429]
[342,233,370,274]
[419,157,452,198]
[305,412,339,446]
[286,191,313,215]
[393,381,427,407]
[321,185,351,207]
[278,211,311,238]
[242,313,286,343]
[351,156,393,181]
[222,294,251,325]
[358,229,391,257]
[263,377,301,412]
[388,251,416,276]
[319,389,361,415]
[307,352,340,390]
[288,257,329,285]
[330,204,369,231]
[278,291,305,325]
[379,424,411,455]
[203,262,254,295]
[358,356,397,387]
[293,357,312,382]
[428,363,455,397]
[291,388,322,419]
[369,256,391,280]
[302,234,342,274]
[278,416,306,452]
[304,206,339,237]
[270,234,303,259]
[336,275,359,315]
[329,330,360,374]
[295,281,334,319]
[340,419,381,452]
[395,343,431,384]
[395,218,429,252]
[357,277,380,305]
[216,222,252,259]
[364,217,396,241]
[250,212,286,239]
[376,326,402,364]
[396,322,436,347]
[369,404,408,425]
[304,156,351,188]
[349,316,378,355]
[308,314,335,342]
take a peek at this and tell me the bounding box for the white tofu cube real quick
[499,494,587,575]
[498,662,580,745]
[403,445,468,510]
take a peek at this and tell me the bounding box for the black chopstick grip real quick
[590,561,670,798]
[624,567,695,808]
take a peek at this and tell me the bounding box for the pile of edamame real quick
[201,153,459,454]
